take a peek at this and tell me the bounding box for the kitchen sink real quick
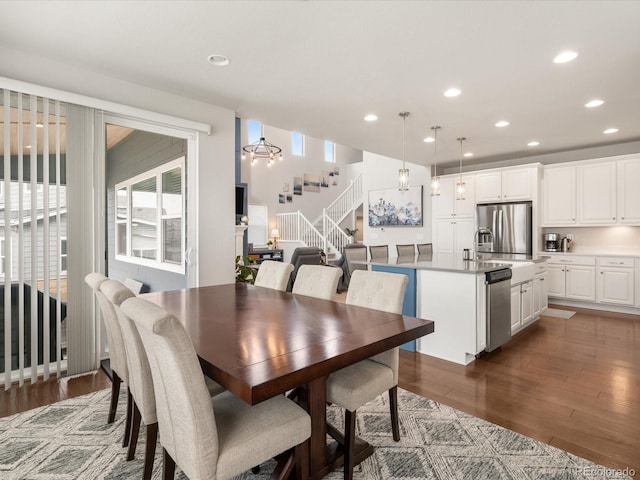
[477,260,536,285]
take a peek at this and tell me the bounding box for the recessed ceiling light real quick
[553,50,579,64]
[444,88,461,97]
[463,152,474,157]
[207,54,230,66]
[585,99,604,108]
[25,145,31,149]
[603,128,619,134]
[527,141,540,147]
[423,136,435,143]
[495,120,510,128]
[364,114,378,122]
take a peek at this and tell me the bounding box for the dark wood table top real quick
[142,283,434,405]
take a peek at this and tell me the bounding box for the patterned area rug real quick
[0,388,629,479]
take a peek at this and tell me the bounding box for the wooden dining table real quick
[142,282,434,479]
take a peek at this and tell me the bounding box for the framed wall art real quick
[368,185,423,227]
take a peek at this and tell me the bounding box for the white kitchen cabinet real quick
[577,162,617,224]
[543,165,576,225]
[636,259,640,308]
[510,285,521,332]
[475,168,532,203]
[617,158,640,224]
[596,257,635,306]
[547,256,596,301]
[520,281,534,325]
[433,175,475,218]
[533,273,548,317]
[434,218,474,261]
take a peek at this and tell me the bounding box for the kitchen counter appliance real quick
[477,202,533,255]
[485,267,512,352]
[544,233,560,252]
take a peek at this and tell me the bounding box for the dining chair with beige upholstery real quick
[84,272,132,447]
[254,260,294,291]
[120,296,311,480]
[417,243,433,255]
[395,244,416,257]
[326,269,408,480]
[292,264,342,300]
[103,279,226,480]
[368,244,389,261]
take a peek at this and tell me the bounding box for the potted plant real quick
[235,255,256,284]
[345,227,358,243]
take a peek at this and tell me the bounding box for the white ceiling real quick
[2,1,639,168]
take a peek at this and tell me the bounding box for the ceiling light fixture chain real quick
[430,125,441,196]
[398,111,410,191]
[456,136,466,200]
[242,136,283,167]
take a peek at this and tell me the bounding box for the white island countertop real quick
[360,254,513,275]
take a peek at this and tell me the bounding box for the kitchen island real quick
[361,254,547,365]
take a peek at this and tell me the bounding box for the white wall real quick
[0,45,236,286]
[241,121,362,233]
[362,152,432,254]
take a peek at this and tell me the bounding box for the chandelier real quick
[242,137,283,167]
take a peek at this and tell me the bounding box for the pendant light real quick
[430,125,441,196]
[398,112,410,191]
[456,137,466,200]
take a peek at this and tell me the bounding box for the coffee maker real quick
[544,233,560,252]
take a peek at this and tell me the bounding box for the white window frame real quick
[60,236,67,275]
[324,140,336,163]
[114,157,186,274]
[0,237,6,277]
[292,131,305,156]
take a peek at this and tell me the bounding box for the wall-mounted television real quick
[235,183,248,217]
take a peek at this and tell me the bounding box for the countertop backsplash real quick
[540,226,640,255]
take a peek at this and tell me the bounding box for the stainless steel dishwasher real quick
[485,268,512,352]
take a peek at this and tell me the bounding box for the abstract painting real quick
[368,185,423,227]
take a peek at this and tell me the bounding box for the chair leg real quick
[295,439,309,480]
[163,448,176,480]
[122,389,133,448]
[126,402,142,461]
[389,386,400,442]
[143,422,158,480]
[344,410,356,480]
[108,371,121,424]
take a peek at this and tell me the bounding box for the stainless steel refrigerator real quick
[476,202,532,255]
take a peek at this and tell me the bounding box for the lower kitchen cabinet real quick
[533,272,548,316]
[547,262,595,302]
[511,281,534,334]
[510,285,521,332]
[597,265,635,306]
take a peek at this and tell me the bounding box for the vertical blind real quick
[1,89,66,389]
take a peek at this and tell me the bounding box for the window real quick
[324,140,336,163]
[0,238,6,277]
[292,132,305,156]
[247,120,263,144]
[115,157,185,273]
[60,237,67,274]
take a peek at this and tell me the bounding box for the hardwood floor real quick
[1,305,638,475]
[399,306,640,475]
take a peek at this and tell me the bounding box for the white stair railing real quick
[311,173,363,228]
[277,212,326,251]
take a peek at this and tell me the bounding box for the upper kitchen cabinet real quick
[542,165,576,226]
[577,161,617,224]
[617,157,640,224]
[475,166,535,204]
[432,174,475,218]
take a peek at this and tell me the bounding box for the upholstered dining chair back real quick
[396,244,416,257]
[368,244,389,260]
[101,280,153,424]
[254,260,294,291]
[343,244,368,277]
[417,243,433,255]
[121,297,219,480]
[292,265,342,300]
[84,273,128,385]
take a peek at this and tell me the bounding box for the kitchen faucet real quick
[474,228,493,258]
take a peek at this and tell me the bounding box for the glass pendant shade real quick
[456,136,466,200]
[398,112,410,191]
[430,125,441,196]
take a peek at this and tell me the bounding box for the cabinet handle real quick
[622,217,625,220]
[613,217,616,220]
[540,278,545,281]
[609,261,624,265]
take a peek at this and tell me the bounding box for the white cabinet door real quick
[521,281,534,325]
[636,259,640,308]
[454,174,476,217]
[533,273,547,317]
[434,220,455,254]
[597,267,635,306]
[617,158,640,224]
[510,285,522,333]
[502,168,532,201]
[565,266,595,301]
[543,166,576,225]
[578,162,617,224]
[547,265,566,297]
[433,176,456,219]
[454,218,475,254]
[475,171,502,203]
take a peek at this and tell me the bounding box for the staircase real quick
[277,173,363,259]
